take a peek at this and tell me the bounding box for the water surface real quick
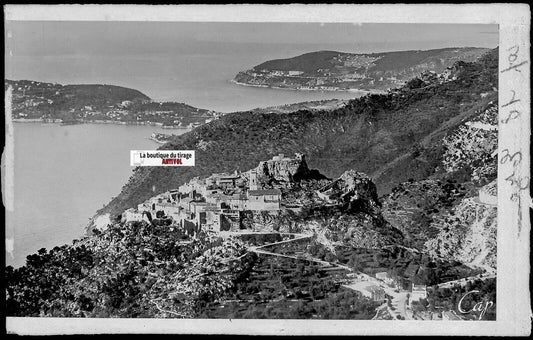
[6,123,188,267]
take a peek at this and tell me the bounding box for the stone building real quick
[207,193,248,210]
[366,286,387,302]
[216,172,241,188]
[155,202,181,220]
[375,271,394,285]
[409,283,428,306]
[249,169,259,190]
[246,189,282,211]
[122,208,144,223]
[123,153,315,235]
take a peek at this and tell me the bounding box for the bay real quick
[8,42,367,113]
[5,123,189,267]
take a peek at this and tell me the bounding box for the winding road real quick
[238,231,495,321]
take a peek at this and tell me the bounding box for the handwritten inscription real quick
[500,148,522,167]
[501,45,528,73]
[501,90,521,123]
[499,44,530,236]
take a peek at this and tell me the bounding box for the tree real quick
[406,78,424,89]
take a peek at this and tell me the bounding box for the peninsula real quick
[5,80,222,128]
[234,47,489,92]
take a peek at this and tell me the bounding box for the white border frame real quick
[4,3,531,336]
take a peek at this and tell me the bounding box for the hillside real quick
[5,80,150,115]
[7,154,484,319]
[5,79,217,127]
[248,98,349,114]
[234,47,490,91]
[254,50,342,73]
[382,100,498,267]
[97,48,498,222]
[4,156,386,318]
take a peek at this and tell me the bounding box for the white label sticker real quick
[130,150,195,166]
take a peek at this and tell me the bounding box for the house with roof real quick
[375,271,394,285]
[246,189,282,211]
[122,208,144,223]
[137,202,150,212]
[365,286,387,302]
[178,177,208,197]
[207,192,248,211]
[409,283,428,306]
[155,202,182,220]
[210,171,241,189]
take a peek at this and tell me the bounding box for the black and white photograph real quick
[3,4,531,336]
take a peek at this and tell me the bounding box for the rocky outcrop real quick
[338,170,379,202]
[241,166,402,249]
[287,170,402,248]
[318,170,381,216]
[255,153,313,185]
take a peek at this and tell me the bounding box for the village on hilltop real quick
[121,153,306,236]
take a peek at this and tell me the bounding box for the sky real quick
[5,22,498,59]
[4,21,499,106]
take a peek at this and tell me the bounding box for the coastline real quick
[12,118,192,130]
[230,79,387,95]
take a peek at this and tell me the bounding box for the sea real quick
[5,43,368,268]
[8,42,367,113]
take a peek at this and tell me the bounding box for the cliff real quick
[255,153,316,185]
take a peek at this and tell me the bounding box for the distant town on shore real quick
[233,47,489,92]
